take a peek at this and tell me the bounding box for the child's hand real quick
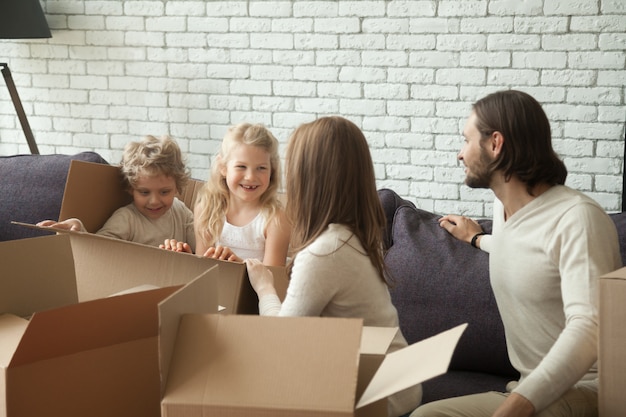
[245,258,276,297]
[202,245,242,262]
[36,218,84,232]
[160,239,193,253]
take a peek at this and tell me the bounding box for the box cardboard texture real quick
[159,305,467,417]
[599,267,626,417]
[44,159,257,314]
[0,233,221,417]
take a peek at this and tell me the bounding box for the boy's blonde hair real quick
[195,123,282,247]
[120,135,190,194]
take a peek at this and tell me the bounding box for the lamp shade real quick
[0,0,51,39]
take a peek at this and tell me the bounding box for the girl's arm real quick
[262,209,291,266]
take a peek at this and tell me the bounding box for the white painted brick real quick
[339,1,385,16]
[460,17,513,33]
[148,107,188,123]
[146,17,187,32]
[53,117,91,132]
[274,50,316,65]
[92,119,128,134]
[411,181,460,199]
[602,0,626,13]
[571,16,626,32]
[595,175,622,193]
[204,2,248,17]
[314,18,361,33]
[48,89,88,103]
[569,52,625,69]
[273,18,314,32]
[513,86,565,102]
[411,85,459,100]
[541,70,595,86]
[166,33,207,48]
[294,98,339,114]
[108,47,148,61]
[439,0,487,17]
[487,69,540,86]
[230,49,273,64]
[362,18,409,33]
[251,33,294,49]
[488,34,540,50]
[167,63,207,79]
[388,1,437,17]
[34,74,69,88]
[411,116,459,134]
[73,133,109,148]
[362,50,408,67]
[250,2,292,17]
[371,148,411,164]
[69,46,107,61]
[340,34,385,49]
[209,95,251,111]
[565,174,593,191]
[387,164,433,181]
[169,93,207,108]
[514,17,568,33]
[295,34,339,50]
[34,102,71,116]
[146,47,188,62]
[411,149,458,167]
[67,16,104,30]
[339,99,385,115]
[365,84,409,100]
[293,66,338,81]
[388,100,434,117]
[126,62,167,77]
[251,65,292,80]
[542,34,597,51]
[85,1,123,15]
[437,68,486,85]
[544,104,597,122]
[189,109,229,124]
[29,45,69,59]
[410,18,460,33]
[436,101,473,118]
[339,66,386,82]
[409,51,458,68]
[188,79,230,94]
[460,51,510,67]
[205,64,249,79]
[434,165,465,184]
[388,68,434,84]
[85,31,124,46]
[363,116,410,132]
[488,0,543,15]
[544,0,598,16]
[270,112,313,129]
[552,138,594,156]
[253,96,294,112]
[109,76,148,91]
[437,34,486,51]
[316,50,360,66]
[273,81,316,96]
[567,87,622,105]
[230,18,271,32]
[70,75,108,90]
[386,132,434,149]
[599,33,626,51]
[105,16,145,31]
[318,82,362,98]
[386,34,436,50]
[512,52,567,69]
[564,123,624,141]
[126,31,165,47]
[597,140,624,158]
[127,92,168,107]
[165,2,206,16]
[585,192,620,211]
[124,1,165,16]
[598,106,626,122]
[293,1,339,17]
[205,34,249,49]
[46,1,85,14]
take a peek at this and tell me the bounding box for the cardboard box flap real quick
[0,234,78,318]
[601,266,626,281]
[159,265,220,394]
[9,286,180,367]
[360,326,399,355]
[357,323,468,409]
[162,315,363,415]
[0,315,28,367]
[59,160,131,233]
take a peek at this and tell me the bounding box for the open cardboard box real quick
[158,303,467,417]
[599,267,626,417]
[13,158,260,314]
[0,232,221,417]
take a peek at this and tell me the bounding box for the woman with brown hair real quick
[246,116,422,417]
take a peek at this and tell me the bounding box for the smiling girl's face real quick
[220,143,272,205]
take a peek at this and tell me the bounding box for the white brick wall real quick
[1,0,624,216]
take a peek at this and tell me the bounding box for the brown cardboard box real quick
[0,232,220,417]
[15,158,258,314]
[158,307,467,417]
[599,267,626,417]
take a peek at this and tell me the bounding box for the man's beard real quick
[464,149,493,189]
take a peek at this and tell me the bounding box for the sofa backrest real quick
[378,188,519,378]
[0,152,109,241]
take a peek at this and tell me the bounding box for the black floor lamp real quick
[0,0,52,154]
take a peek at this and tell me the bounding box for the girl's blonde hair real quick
[195,123,282,247]
[120,135,190,193]
[285,116,389,284]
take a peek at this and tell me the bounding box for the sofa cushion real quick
[378,189,519,401]
[0,152,108,241]
[609,211,626,267]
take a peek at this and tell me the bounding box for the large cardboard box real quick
[599,267,626,417]
[52,158,259,314]
[0,232,221,417]
[159,308,467,417]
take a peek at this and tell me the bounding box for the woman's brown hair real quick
[285,116,389,283]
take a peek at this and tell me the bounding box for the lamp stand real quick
[1,62,39,154]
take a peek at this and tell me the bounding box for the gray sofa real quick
[1,154,624,406]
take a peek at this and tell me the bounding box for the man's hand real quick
[439,214,483,244]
